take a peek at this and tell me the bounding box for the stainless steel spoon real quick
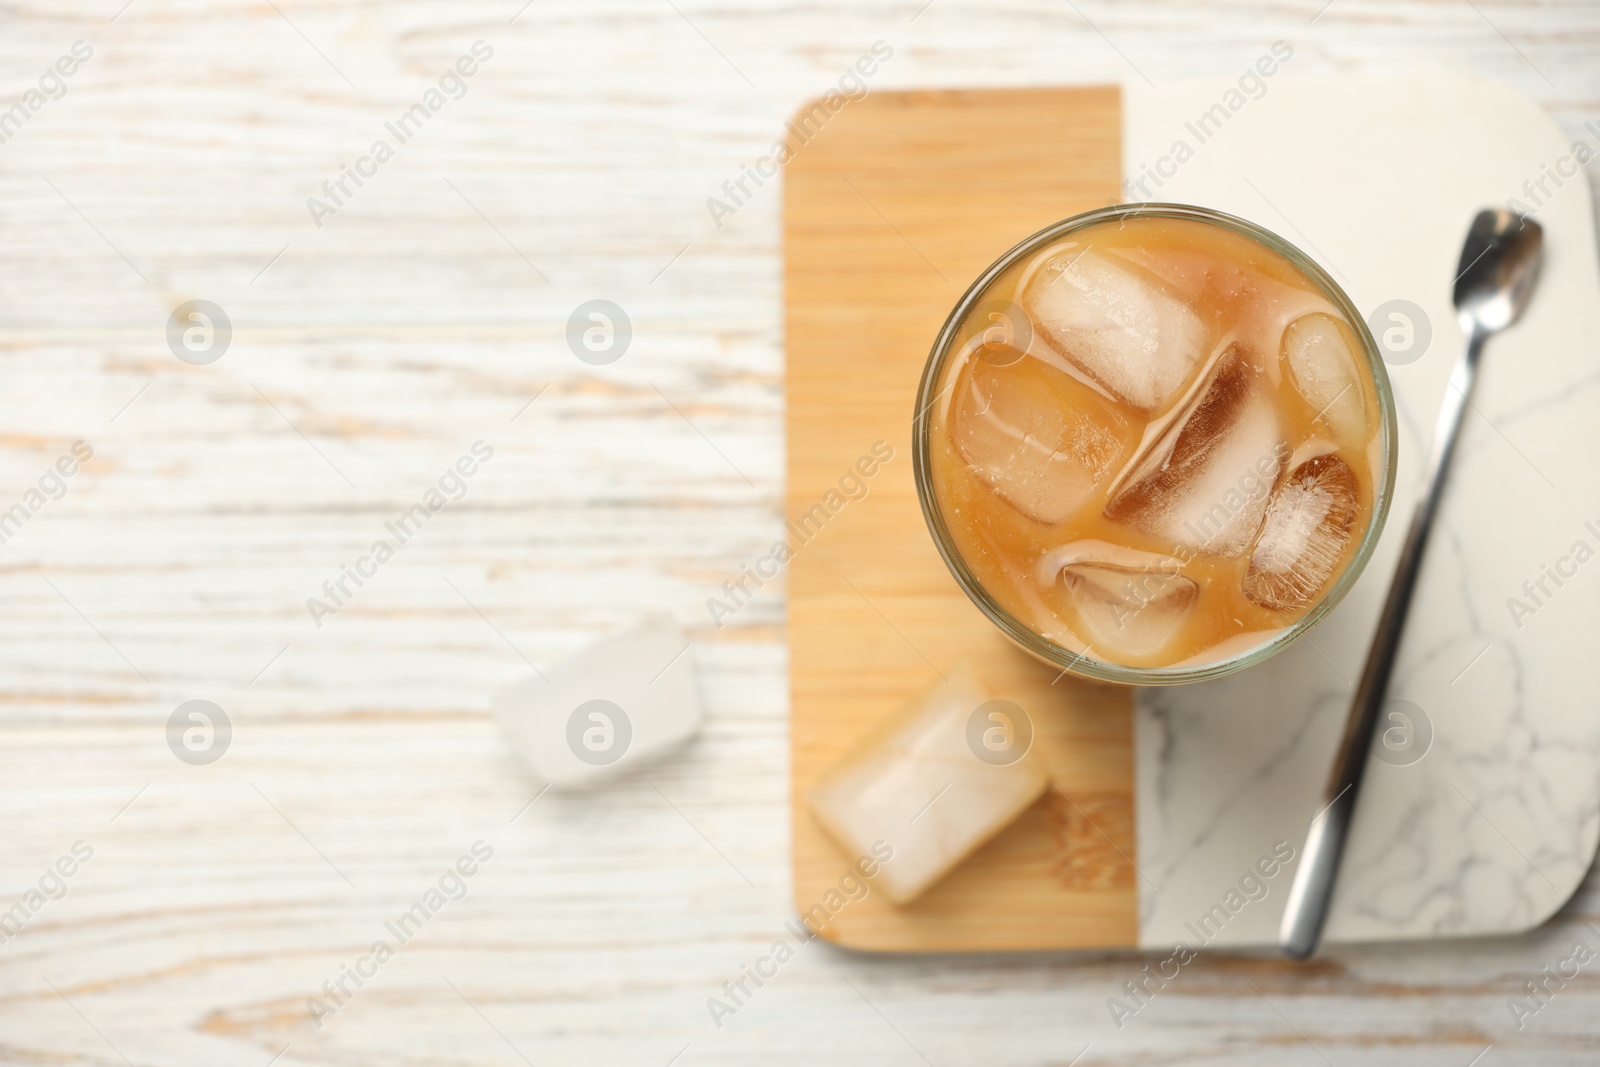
[1277,209,1544,960]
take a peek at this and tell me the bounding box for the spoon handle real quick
[1278,326,1487,959]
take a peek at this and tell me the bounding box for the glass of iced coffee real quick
[914,204,1397,684]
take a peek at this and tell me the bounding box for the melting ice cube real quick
[806,663,1050,905]
[1104,348,1287,555]
[1019,246,1208,414]
[1039,540,1198,661]
[950,350,1127,525]
[491,617,702,788]
[1243,453,1359,611]
[1284,313,1370,446]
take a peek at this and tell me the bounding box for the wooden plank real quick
[785,86,1140,951]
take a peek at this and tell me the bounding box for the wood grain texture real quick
[0,0,1597,1064]
[784,86,1139,952]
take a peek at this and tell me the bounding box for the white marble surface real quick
[1130,75,1600,948]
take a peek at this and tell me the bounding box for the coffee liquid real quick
[927,216,1383,669]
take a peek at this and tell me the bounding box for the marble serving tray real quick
[1129,74,1600,948]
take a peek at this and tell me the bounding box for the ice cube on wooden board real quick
[806,664,1051,905]
[491,617,701,788]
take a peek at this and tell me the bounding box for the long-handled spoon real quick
[1278,208,1544,960]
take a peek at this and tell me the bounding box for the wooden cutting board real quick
[785,86,1141,952]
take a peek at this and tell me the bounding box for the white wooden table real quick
[1,2,1598,1064]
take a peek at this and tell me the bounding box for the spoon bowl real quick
[1454,209,1543,336]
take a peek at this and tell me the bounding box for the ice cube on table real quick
[1039,540,1198,661]
[950,350,1127,524]
[1019,246,1208,414]
[1104,348,1287,554]
[807,664,1050,905]
[1284,313,1370,446]
[491,617,701,788]
[1243,453,1360,611]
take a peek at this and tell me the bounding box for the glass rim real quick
[912,202,1400,686]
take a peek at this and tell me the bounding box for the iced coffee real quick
[919,209,1391,674]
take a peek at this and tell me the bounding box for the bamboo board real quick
[785,86,1140,952]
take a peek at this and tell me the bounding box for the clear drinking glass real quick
[912,203,1399,685]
